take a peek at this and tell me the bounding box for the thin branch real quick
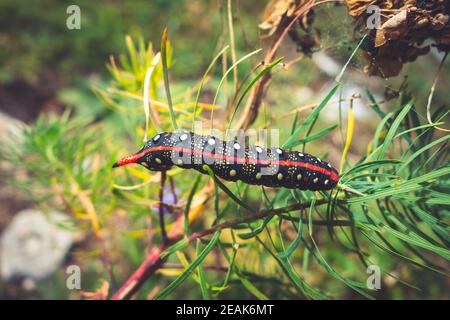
[159,171,169,245]
[169,176,178,204]
[111,197,354,300]
[227,0,238,94]
[233,1,313,131]
[143,52,162,141]
[146,216,154,254]
[111,184,213,300]
[185,199,349,242]
[234,0,343,131]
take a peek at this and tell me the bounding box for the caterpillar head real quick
[112,132,174,171]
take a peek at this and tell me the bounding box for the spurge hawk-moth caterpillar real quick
[113,132,339,191]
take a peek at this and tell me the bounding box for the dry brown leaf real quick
[346,0,390,17]
[259,0,314,37]
[259,0,298,36]
[345,0,450,77]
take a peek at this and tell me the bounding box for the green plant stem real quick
[161,27,178,130]
[159,171,169,245]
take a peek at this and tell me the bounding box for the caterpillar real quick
[113,131,339,191]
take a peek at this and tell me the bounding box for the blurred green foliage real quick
[0,0,260,83]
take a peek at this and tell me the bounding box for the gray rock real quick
[0,209,74,281]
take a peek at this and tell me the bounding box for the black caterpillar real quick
[113,132,339,191]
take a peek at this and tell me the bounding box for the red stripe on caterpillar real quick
[113,132,339,191]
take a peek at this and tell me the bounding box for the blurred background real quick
[0,0,449,299]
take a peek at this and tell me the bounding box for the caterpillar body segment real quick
[113,132,339,191]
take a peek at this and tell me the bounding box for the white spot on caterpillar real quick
[180,133,188,141]
[298,152,304,157]
[296,174,302,180]
[208,138,215,145]
[277,173,283,180]
[177,159,184,165]
[313,177,319,183]
[276,148,282,155]
[256,173,262,180]
[155,158,162,164]
[233,143,241,150]
[230,169,237,177]
[255,146,263,153]
[324,179,329,185]
[153,134,161,142]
